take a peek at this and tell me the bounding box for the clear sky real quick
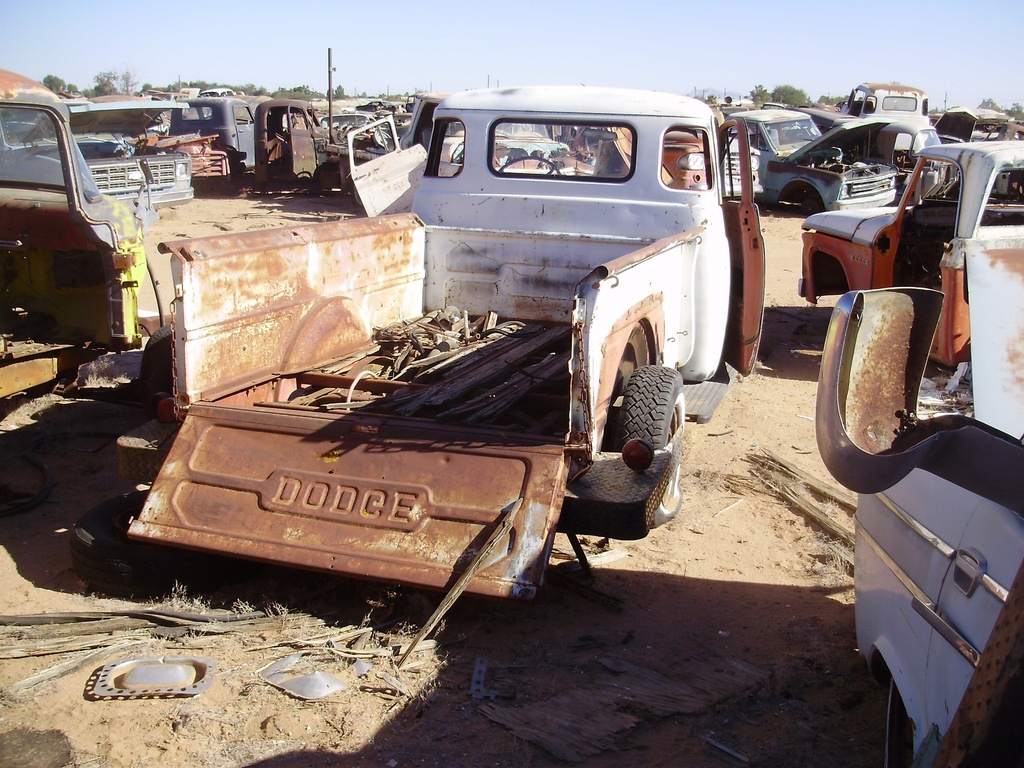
[3,0,1020,111]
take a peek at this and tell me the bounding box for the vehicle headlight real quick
[748,153,760,172]
[676,152,705,171]
[176,162,190,179]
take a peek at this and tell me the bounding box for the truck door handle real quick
[953,548,987,598]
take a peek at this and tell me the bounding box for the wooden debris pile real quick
[726,448,856,567]
[0,608,436,698]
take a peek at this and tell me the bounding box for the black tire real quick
[800,190,826,215]
[613,365,684,450]
[885,680,915,768]
[613,365,686,528]
[70,491,235,598]
[139,324,173,416]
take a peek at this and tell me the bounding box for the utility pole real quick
[327,48,335,132]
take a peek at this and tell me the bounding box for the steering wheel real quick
[499,156,562,175]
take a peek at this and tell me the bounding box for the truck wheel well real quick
[601,324,655,451]
[809,250,850,297]
[867,647,894,686]
[780,182,824,213]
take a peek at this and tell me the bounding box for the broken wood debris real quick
[390,324,568,416]
[0,608,435,696]
[702,733,750,764]
[721,448,856,565]
[397,498,522,668]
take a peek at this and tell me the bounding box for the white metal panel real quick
[966,238,1024,438]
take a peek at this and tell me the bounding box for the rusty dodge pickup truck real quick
[77,86,766,600]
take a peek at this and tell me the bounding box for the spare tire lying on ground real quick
[70,490,247,598]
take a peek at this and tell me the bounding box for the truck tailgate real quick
[130,403,568,599]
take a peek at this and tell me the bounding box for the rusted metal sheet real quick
[721,117,766,377]
[149,135,230,177]
[932,264,971,366]
[814,288,944,493]
[132,403,568,599]
[159,214,426,405]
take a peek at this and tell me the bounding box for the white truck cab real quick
[841,82,931,126]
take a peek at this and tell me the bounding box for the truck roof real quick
[437,86,713,121]
[857,82,926,97]
[0,69,68,117]
[918,140,1024,167]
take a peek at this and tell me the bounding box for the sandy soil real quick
[0,194,888,768]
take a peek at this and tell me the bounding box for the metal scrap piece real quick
[87,655,216,699]
[259,652,347,700]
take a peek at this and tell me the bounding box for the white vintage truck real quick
[77,87,766,600]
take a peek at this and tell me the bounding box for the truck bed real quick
[279,311,571,436]
[131,213,686,597]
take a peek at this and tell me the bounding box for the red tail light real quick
[621,438,654,472]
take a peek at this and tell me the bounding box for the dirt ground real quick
[0,193,889,768]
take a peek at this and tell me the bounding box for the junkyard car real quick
[800,141,1024,366]
[68,99,193,209]
[756,117,900,213]
[0,70,150,396]
[167,97,256,176]
[253,98,425,215]
[355,100,397,114]
[815,283,1024,766]
[935,107,1024,144]
[254,98,357,188]
[737,108,823,160]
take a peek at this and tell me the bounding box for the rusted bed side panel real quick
[131,403,569,599]
[159,214,426,405]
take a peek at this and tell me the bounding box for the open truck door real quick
[718,117,765,376]
[349,117,427,216]
[287,105,317,179]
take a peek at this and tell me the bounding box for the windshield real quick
[763,118,821,152]
[0,106,66,188]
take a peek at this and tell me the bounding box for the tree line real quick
[38,70,1024,118]
[39,69,399,102]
